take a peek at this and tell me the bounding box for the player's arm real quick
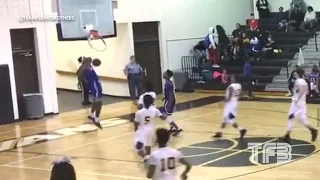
[133,112,140,132]
[225,86,233,102]
[156,109,167,120]
[179,154,192,180]
[147,154,157,178]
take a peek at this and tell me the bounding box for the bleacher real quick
[182,11,320,101]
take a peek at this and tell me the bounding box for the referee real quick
[77,56,91,105]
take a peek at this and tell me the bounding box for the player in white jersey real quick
[138,82,157,110]
[283,68,318,144]
[134,95,167,164]
[147,128,191,180]
[213,76,247,138]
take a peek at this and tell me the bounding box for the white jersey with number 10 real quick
[225,83,242,102]
[149,147,183,180]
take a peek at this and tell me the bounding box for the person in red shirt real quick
[248,13,259,31]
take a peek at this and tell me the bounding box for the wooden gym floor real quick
[0,92,319,180]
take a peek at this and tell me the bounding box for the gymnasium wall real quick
[0,0,59,119]
[54,0,254,97]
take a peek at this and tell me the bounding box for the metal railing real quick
[315,32,319,51]
[285,59,292,78]
[181,56,200,80]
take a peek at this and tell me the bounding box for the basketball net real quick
[85,24,107,52]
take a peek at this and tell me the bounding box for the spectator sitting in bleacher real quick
[231,23,243,57]
[216,25,231,61]
[249,36,263,61]
[277,7,289,31]
[239,32,251,60]
[300,6,318,32]
[262,31,274,51]
[248,13,259,32]
[256,0,270,18]
[192,41,207,65]
[308,65,319,98]
[289,0,306,16]
[213,69,229,84]
[198,58,213,82]
[288,5,304,31]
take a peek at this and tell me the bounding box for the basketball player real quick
[134,95,166,165]
[137,82,157,110]
[213,75,247,138]
[83,58,103,129]
[162,70,183,136]
[309,65,319,98]
[147,128,192,180]
[283,68,318,144]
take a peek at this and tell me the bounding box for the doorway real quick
[10,28,40,119]
[132,22,162,94]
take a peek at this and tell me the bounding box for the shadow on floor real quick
[57,90,129,113]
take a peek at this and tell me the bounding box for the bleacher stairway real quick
[266,34,320,91]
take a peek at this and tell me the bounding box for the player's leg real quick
[164,100,183,136]
[213,103,230,138]
[88,92,103,129]
[283,102,297,143]
[297,105,318,141]
[229,104,247,138]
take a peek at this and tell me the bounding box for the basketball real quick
[92,58,101,67]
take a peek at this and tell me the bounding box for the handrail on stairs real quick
[315,32,319,51]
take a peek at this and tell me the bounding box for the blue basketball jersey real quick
[310,72,318,83]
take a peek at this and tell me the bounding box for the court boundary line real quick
[0,107,222,167]
[0,93,203,137]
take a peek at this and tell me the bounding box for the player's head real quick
[163,70,173,80]
[296,67,305,78]
[145,82,154,92]
[78,56,85,64]
[50,158,76,180]
[143,94,154,109]
[130,55,135,63]
[155,128,170,147]
[312,65,318,72]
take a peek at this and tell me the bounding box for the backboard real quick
[56,0,116,41]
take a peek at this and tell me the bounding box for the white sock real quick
[90,112,95,117]
[287,120,293,131]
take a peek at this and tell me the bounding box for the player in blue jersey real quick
[309,65,319,98]
[162,70,183,136]
[83,58,103,129]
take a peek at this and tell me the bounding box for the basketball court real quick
[0,93,319,180]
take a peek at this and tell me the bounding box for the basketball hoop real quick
[84,24,107,52]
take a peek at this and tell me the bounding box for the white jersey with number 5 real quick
[226,83,242,103]
[149,147,183,180]
[293,78,308,105]
[138,92,157,107]
[135,107,162,130]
